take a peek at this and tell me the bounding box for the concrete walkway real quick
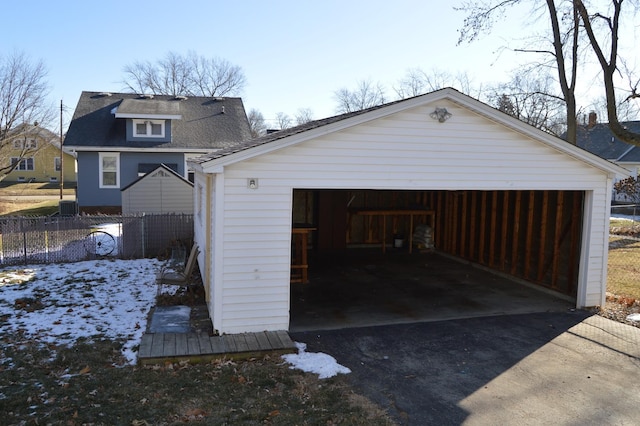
[292,312,640,425]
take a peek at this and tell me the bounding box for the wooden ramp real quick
[138,330,297,365]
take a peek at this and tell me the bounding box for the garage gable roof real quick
[192,88,630,177]
[120,163,193,192]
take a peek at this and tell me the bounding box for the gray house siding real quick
[77,151,186,209]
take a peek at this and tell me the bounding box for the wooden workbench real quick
[352,209,435,253]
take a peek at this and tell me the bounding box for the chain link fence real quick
[0,214,193,266]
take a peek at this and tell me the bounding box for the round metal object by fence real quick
[84,231,116,256]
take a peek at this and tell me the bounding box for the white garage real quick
[189,88,629,335]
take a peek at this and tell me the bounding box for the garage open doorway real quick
[289,189,581,331]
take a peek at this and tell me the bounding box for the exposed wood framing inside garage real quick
[293,189,583,298]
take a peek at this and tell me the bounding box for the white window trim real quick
[132,119,165,138]
[11,157,34,171]
[99,152,120,188]
[54,157,61,172]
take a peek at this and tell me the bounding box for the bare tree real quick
[122,51,246,97]
[0,51,54,180]
[274,112,293,130]
[488,72,567,136]
[334,79,386,113]
[576,0,640,145]
[394,68,481,99]
[457,0,639,145]
[247,108,267,138]
[294,108,314,125]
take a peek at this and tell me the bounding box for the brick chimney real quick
[588,111,597,128]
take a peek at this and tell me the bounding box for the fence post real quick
[21,217,27,265]
[141,213,146,258]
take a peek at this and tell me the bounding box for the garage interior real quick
[289,189,582,331]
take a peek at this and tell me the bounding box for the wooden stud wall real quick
[292,189,584,297]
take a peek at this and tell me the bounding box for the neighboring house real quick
[189,88,628,335]
[576,112,640,175]
[575,113,640,202]
[121,164,194,214]
[4,125,77,184]
[64,91,251,214]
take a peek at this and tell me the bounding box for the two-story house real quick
[4,124,77,184]
[64,91,252,214]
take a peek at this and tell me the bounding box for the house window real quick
[99,152,120,188]
[54,157,61,172]
[133,119,165,138]
[13,139,37,149]
[11,157,34,171]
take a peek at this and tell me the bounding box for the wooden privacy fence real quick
[0,214,193,266]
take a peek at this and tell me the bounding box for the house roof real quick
[191,87,630,178]
[64,91,252,151]
[576,120,640,163]
[120,163,193,192]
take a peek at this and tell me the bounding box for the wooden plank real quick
[222,335,238,353]
[265,331,284,349]
[244,333,261,352]
[511,191,522,276]
[479,192,487,264]
[451,192,458,255]
[175,333,189,356]
[275,330,295,349]
[500,191,509,270]
[198,333,213,354]
[187,333,200,355]
[551,191,564,289]
[233,334,249,352]
[537,191,550,282]
[524,191,535,279]
[255,332,272,351]
[460,192,468,258]
[489,191,498,267]
[209,335,226,353]
[150,334,164,358]
[469,191,477,260]
[139,333,153,358]
[163,333,177,357]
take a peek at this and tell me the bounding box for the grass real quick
[608,236,640,300]
[0,338,394,425]
[0,182,76,197]
[0,199,59,216]
[0,182,76,216]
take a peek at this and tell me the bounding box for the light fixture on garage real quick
[430,107,452,123]
[247,178,258,189]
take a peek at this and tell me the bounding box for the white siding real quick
[122,169,193,214]
[209,100,613,333]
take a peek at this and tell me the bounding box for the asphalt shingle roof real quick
[576,121,640,162]
[64,91,252,150]
[190,100,402,164]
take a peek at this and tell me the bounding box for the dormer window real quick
[133,119,165,138]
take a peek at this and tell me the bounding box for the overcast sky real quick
[1,1,635,129]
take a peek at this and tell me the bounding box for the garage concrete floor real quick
[290,249,575,332]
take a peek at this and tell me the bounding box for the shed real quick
[121,164,194,214]
[189,88,630,335]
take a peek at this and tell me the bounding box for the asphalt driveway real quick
[291,312,640,425]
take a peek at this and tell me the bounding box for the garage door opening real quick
[290,189,582,331]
